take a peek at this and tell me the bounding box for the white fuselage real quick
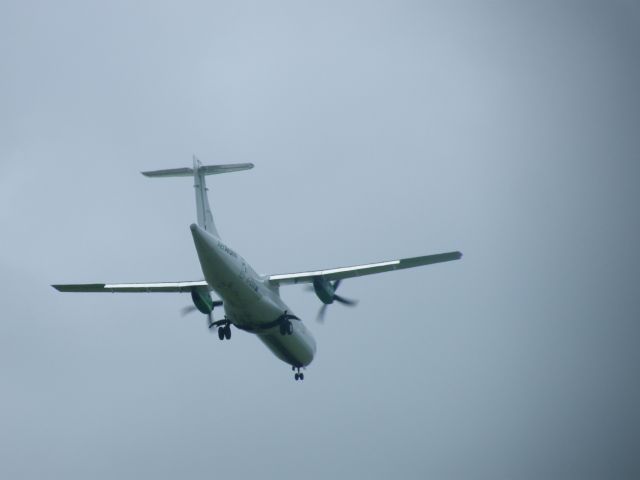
[190,224,316,368]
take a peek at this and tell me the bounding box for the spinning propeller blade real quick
[181,305,198,316]
[333,295,358,306]
[310,279,358,322]
[317,304,329,323]
[181,299,222,330]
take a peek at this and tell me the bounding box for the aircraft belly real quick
[223,294,316,368]
[203,263,267,324]
[190,225,315,368]
[257,327,316,368]
[223,295,279,327]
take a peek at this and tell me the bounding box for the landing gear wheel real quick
[217,327,225,341]
[299,372,304,381]
[293,367,304,381]
[280,321,292,336]
[224,324,231,340]
[294,373,300,381]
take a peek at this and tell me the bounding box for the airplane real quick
[53,158,462,381]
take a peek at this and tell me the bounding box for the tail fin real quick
[142,157,254,237]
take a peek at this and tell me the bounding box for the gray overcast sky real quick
[1,1,639,479]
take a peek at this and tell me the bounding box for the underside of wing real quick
[52,280,209,293]
[268,251,462,286]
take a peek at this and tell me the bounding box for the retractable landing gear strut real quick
[209,318,232,340]
[279,320,293,335]
[277,311,296,336]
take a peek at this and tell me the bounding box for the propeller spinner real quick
[311,277,358,322]
[182,287,222,328]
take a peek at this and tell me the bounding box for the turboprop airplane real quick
[53,158,462,381]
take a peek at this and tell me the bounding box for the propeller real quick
[180,305,198,316]
[181,296,222,329]
[309,278,358,322]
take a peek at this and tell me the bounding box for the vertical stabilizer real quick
[193,156,219,237]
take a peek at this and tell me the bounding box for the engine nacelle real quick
[191,287,215,314]
[313,277,335,304]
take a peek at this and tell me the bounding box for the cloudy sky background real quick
[1,1,639,478]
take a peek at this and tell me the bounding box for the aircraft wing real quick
[268,251,462,286]
[52,280,209,293]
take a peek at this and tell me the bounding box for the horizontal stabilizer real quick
[52,280,209,293]
[142,163,254,178]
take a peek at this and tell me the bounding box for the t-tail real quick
[142,156,254,238]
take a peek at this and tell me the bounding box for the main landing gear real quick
[279,320,293,336]
[210,319,231,340]
[217,324,231,340]
[292,366,304,381]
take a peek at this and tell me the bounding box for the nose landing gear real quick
[292,366,304,381]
